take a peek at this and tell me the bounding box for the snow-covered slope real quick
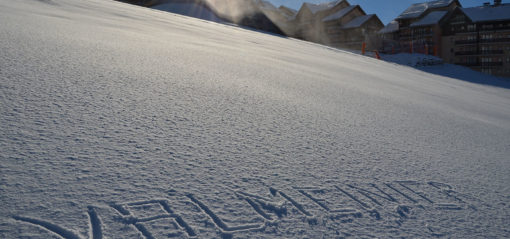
[1,0,510,238]
[152,2,223,23]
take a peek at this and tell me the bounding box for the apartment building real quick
[379,0,509,77]
[379,0,460,55]
[441,1,510,77]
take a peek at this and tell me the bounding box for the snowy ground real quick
[152,2,223,23]
[1,0,510,238]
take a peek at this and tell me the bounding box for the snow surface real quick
[152,2,223,23]
[1,0,510,238]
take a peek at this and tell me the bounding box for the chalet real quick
[322,5,383,49]
[395,0,461,53]
[292,0,350,42]
[408,10,449,55]
[287,0,383,49]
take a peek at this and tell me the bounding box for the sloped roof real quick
[410,10,448,27]
[322,5,357,22]
[278,5,297,20]
[303,0,342,14]
[256,0,278,12]
[378,20,399,34]
[397,0,454,19]
[341,14,375,29]
[461,4,510,22]
[279,5,297,15]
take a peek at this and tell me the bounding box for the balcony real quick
[480,50,504,55]
[455,50,504,56]
[455,51,477,56]
[455,39,477,45]
[481,38,510,43]
[456,38,510,45]
[479,26,510,32]
[481,62,504,67]
[456,62,480,67]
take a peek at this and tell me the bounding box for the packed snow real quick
[1,0,510,238]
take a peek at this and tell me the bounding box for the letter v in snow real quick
[13,206,102,239]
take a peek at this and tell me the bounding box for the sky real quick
[267,0,510,24]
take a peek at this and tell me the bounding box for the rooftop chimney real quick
[494,0,502,6]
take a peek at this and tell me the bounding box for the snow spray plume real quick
[205,0,259,22]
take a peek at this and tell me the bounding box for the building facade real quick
[379,0,510,77]
[441,3,510,77]
[289,0,383,50]
[379,0,460,55]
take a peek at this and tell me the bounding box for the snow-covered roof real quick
[322,5,356,22]
[256,0,278,12]
[410,10,448,27]
[342,14,375,29]
[461,4,510,23]
[397,0,454,19]
[279,6,297,15]
[378,20,399,34]
[278,5,297,20]
[303,0,342,14]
